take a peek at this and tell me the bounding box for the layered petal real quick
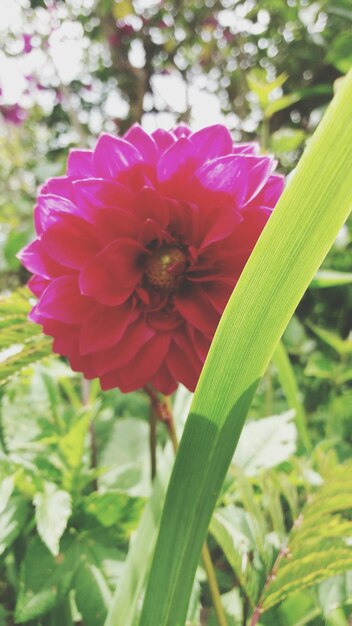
[79,238,144,305]
[41,214,99,269]
[34,276,92,323]
[174,283,220,333]
[93,133,143,179]
[191,124,233,163]
[21,123,283,395]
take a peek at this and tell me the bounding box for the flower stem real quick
[149,404,157,480]
[144,386,228,626]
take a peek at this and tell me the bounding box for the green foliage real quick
[0,289,52,385]
[262,462,352,612]
[1,2,352,625]
[15,535,79,622]
[139,72,352,626]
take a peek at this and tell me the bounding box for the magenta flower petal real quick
[18,240,71,279]
[174,284,220,334]
[28,275,50,297]
[157,137,197,186]
[80,302,138,354]
[34,194,79,234]
[41,214,99,269]
[79,239,143,305]
[41,177,74,202]
[243,156,275,204]
[191,124,233,162]
[67,149,94,178]
[167,339,200,391]
[93,134,143,178]
[151,129,175,155]
[93,318,155,375]
[195,155,249,208]
[150,364,177,396]
[36,276,92,323]
[124,125,157,165]
[254,174,285,208]
[133,187,169,228]
[106,333,171,392]
[21,124,284,393]
[73,178,133,214]
[95,208,140,247]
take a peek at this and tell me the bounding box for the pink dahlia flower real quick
[20,124,283,394]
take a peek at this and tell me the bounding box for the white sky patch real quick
[48,25,85,84]
[0,0,228,130]
[104,90,129,119]
[151,74,188,113]
[0,0,24,32]
[189,87,225,129]
[0,52,27,103]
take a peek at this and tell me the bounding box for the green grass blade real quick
[272,341,312,452]
[139,70,352,626]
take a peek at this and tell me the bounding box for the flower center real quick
[145,245,187,293]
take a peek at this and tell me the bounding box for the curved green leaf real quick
[139,70,352,626]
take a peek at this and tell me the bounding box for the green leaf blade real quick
[140,70,352,626]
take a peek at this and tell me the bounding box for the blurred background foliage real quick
[0,1,352,625]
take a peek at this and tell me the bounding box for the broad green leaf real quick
[0,496,28,556]
[98,417,151,496]
[83,490,144,541]
[277,591,320,626]
[74,541,113,626]
[34,482,72,556]
[15,535,79,623]
[318,573,352,618]
[210,506,259,605]
[139,70,352,626]
[104,450,172,626]
[310,269,352,288]
[233,411,297,475]
[272,341,311,451]
[326,609,350,626]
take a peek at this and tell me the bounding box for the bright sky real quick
[0,0,225,132]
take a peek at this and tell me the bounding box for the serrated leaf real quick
[58,411,91,469]
[233,411,297,475]
[34,482,72,556]
[15,535,79,623]
[0,496,29,556]
[260,462,352,612]
[0,289,52,384]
